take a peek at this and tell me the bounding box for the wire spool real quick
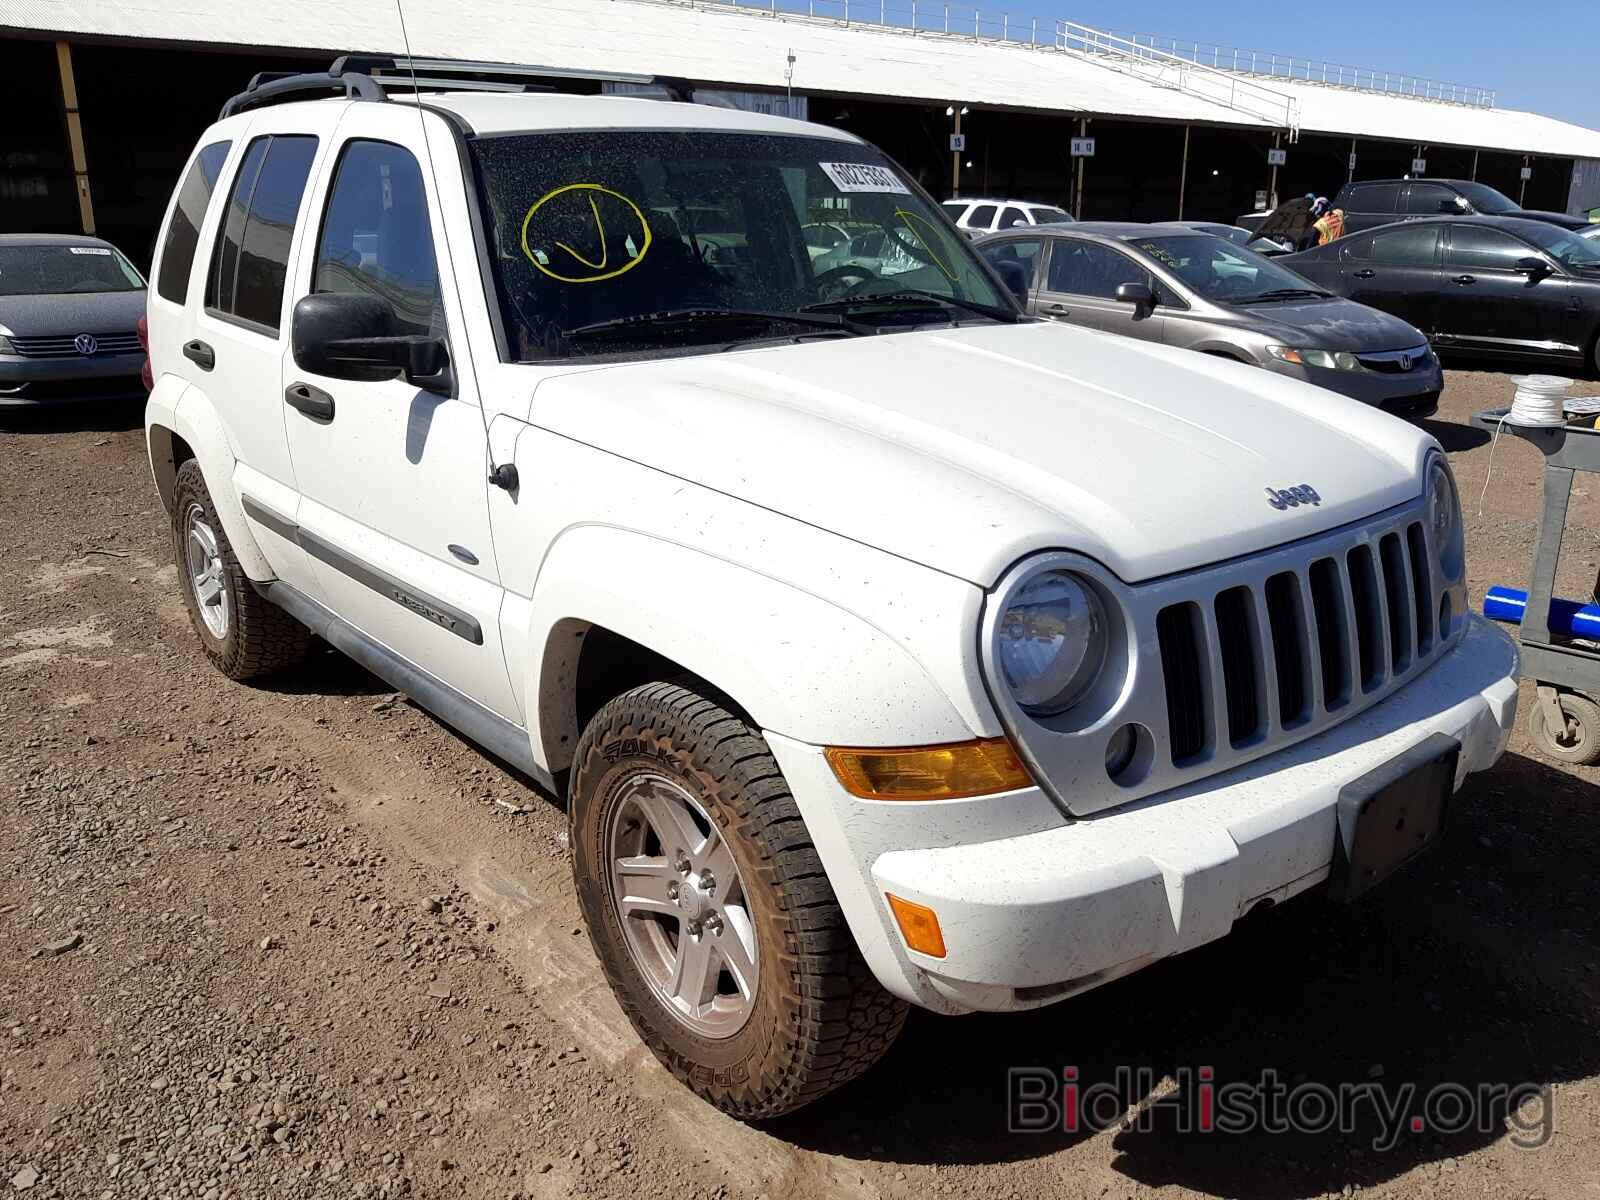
[1506,374,1573,427]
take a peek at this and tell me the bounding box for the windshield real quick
[1452,182,1519,214]
[1520,222,1600,270]
[1128,234,1325,302]
[470,131,1008,360]
[0,243,144,297]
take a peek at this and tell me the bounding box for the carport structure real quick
[3,0,1600,259]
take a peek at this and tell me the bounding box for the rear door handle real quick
[182,339,215,371]
[1352,269,1376,279]
[1452,274,1477,285]
[284,381,335,422]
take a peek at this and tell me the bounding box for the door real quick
[1438,224,1579,358]
[192,123,330,596]
[281,120,519,721]
[1339,223,1443,332]
[1035,237,1167,342]
[995,204,1030,232]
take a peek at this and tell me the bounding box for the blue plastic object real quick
[1483,585,1600,638]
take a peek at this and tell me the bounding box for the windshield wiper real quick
[564,307,869,342]
[1231,287,1333,305]
[802,288,1020,323]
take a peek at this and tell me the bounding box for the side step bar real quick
[254,579,555,795]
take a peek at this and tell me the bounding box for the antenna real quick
[391,0,519,492]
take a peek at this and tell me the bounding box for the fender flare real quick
[144,376,275,581]
[526,525,976,774]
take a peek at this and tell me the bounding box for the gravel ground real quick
[1,368,1598,1200]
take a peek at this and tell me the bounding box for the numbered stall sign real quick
[1070,137,1095,158]
[1267,148,1287,166]
[949,133,966,152]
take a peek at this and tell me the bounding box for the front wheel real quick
[570,681,906,1118]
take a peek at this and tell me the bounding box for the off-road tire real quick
[1527,691,1600,766]
[570,681,907,1119]
[171,459,311,680]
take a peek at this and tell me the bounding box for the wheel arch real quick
[526,525,976,779]
[144,377,274,580]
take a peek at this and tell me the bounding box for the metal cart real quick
[1472,409,1600,764]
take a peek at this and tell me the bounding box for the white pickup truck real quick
[144,59,1518,1119]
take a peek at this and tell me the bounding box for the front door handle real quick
[284,381,335,422]
[1044,303,1071,318]
[182,339,215,371]
[1352,268,1376,279]
[1451,274,1477,285]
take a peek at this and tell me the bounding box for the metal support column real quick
[951,107,962,199]
[1471,148,1480,181]
[1074,117,1087,218]
[1348,137,1357,185]
[55,40,95,236]
[1177,124,1190,220]
[1267,130,1281,210]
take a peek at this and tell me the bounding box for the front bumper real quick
[0,351,146,407]
[767,614,1517,1015]
[1265,354,1443,418]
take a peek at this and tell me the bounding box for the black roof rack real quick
[218,55,700,120]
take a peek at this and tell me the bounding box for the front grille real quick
[1356,346,1430,375]
[1154,517,1436,771]
[7,331,142,358]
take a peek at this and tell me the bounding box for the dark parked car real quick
[0,234,148,410]
[977,222,1442,415]
[1284,215,1600,373]
[1328,178,1590,235]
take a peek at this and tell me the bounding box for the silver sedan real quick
[977,222,1443,419]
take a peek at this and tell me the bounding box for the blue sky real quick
[1002,1,1596,128]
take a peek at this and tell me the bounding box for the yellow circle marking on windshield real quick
[521,183,653,284]
[894,209,957,281]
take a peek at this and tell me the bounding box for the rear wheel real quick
[171,459,310,680]
[570,681,906,1118]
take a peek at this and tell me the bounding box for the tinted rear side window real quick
[156,140,231,304]
[1348,182,1400,213]
[1370,224,1441,266]
[207,134,318,333]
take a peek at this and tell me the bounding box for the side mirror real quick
[291,292,453,394]
[1116,281,1155,309]
[992,259,1030,306]
[1515,256,1552,279]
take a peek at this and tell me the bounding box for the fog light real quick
[1105,724,1137,777]
[886,893,947,958]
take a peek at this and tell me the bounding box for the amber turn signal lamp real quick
[886,894,947,958]
[824,737,1032,801]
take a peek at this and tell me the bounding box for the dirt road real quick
[2,370,1597,1200]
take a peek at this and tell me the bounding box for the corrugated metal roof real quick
[4,0,1599,159]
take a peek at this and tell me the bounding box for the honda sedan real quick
[977,223,1442,417]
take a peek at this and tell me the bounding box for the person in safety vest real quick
[1314,206,1346,245]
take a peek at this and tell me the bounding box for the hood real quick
[1513,209,1591,231]
[528,322,1430,587]
[1242,296,1426,351]
[0,289,146,338]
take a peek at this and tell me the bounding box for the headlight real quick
[0,335,13,355]
[1426,455,1464,578]
[996,570,1109,715]
[1266,345,1360,370]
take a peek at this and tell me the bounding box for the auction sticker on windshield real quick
[819,162,910,194]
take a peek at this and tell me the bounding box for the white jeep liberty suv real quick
[144,58,1519,1119]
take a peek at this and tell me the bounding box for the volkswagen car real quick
[0,234,149,410]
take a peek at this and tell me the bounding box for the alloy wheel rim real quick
[184,504,229,640]
[605,773,759,1039]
